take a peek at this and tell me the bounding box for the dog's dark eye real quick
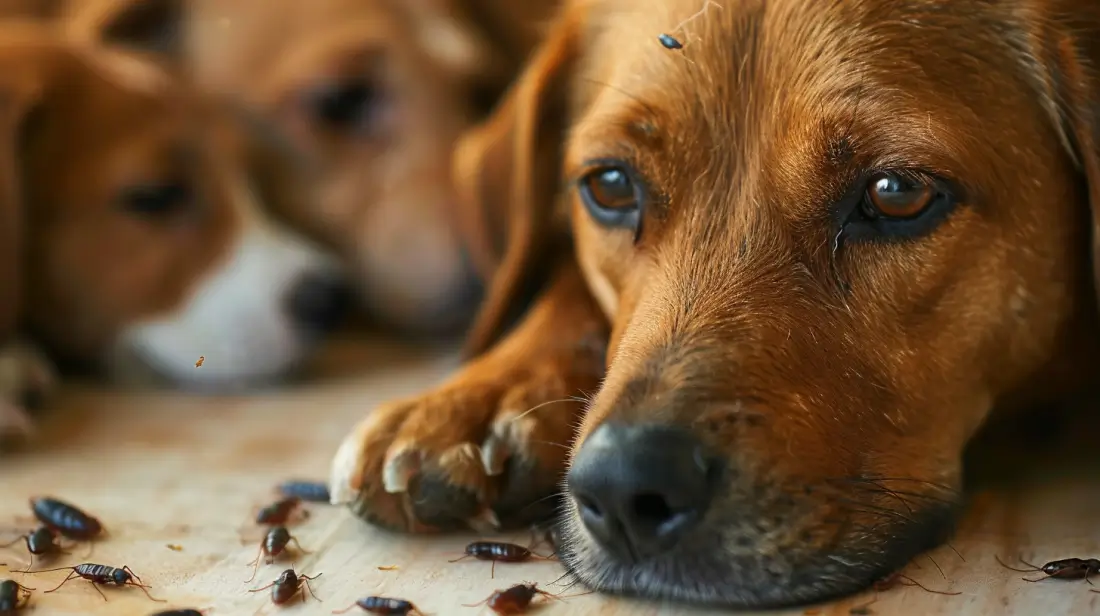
[861,172,934,219]
[578,165,643,232]
[308,80,384,133]
[120,182,193,217]
[839,170,958,243]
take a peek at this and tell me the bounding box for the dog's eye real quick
[839,170,959,244]
[307,80,385,133]
[861,172,934,219]
[120,182,193,217]
[578,166,643,232]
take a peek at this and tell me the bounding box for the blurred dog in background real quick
[0,0,560,441]
[57,0,560,335]
[0,20,350,440]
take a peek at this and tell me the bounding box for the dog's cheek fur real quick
[21,77,239,361]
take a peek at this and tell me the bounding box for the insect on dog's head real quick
[0,27,350,391]
[456,0,1100,606]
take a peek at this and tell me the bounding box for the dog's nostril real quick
[631,493,674,525]
[577,496,603,518]
[285,272,354,334]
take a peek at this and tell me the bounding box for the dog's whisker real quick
[531,439,573,451]
[856,475,957,494]
[509,398,581,423]
[579,78,660,117]
[925,554,946,580]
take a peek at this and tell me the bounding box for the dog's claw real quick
[335,345,602,533]
[467,508,501,533]
[0,340,56,452]
[481,434,509,476]
[383,448,420,494]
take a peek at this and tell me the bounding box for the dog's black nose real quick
[566,422,716,563]
[286,272,354,334]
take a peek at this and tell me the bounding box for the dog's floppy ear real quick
[452,5,581,356]
[401,0,503,88]
[0,28,56,342]
[60,0,183,59]
[1037,4,1100,306]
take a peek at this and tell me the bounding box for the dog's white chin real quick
[108,182,340,394]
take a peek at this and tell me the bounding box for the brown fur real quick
[332,0,1100,608]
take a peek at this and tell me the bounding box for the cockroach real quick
[0,580,34,613]
[255,497,307,526]
[657,34,683,50]
[996,555,1100,583]
[332,596,424,615]
[245,526,311,583]
[150,610,208,616]
[12,563,164,603]
[462,583,560,615]
[448,541,553,578]
[1,526,69,565]
[30,497,104,540]
[249,569,321,605]
[277,480,331,503]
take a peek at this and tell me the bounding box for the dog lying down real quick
[330,0,1100,609]
[0,23,349,440]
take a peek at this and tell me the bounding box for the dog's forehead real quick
[574,0,1031,142]
[569,0,1048,209]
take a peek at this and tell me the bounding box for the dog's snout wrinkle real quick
[567,422,717,563]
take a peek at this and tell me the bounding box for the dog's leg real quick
[0,338,56,448]
[330,260,608,533]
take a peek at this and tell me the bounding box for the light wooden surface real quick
[1,336,1099,616]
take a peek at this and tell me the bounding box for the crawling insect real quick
[463,583,560,615]
[448,541,553,578]
[996,555,1100,584]
[150,610,209,616]
[0,580,34,613]
[245,526,311,583]
[255,497,307,526]
[249,569,321,605]
[331,596,424,615]
[12,563,164,603]
[276,480,331,503]
[657,33,683,50]
[1,526,69,566]
[30,497,104,540]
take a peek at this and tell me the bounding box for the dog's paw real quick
[0,340,57,447]
[330,363,594,533]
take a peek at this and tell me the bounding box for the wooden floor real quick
[2,336,1099,616]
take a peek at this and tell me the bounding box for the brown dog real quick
[331,0,1100,607]
[0,23,350,439]
[54,0,560,335]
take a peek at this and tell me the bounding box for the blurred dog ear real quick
[60,0,184,60]
[400,0,558,114]
[451,5,580,356]
[0,25,59,342]
[0,0,63,19]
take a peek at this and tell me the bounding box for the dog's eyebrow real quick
[579,77,661,120]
